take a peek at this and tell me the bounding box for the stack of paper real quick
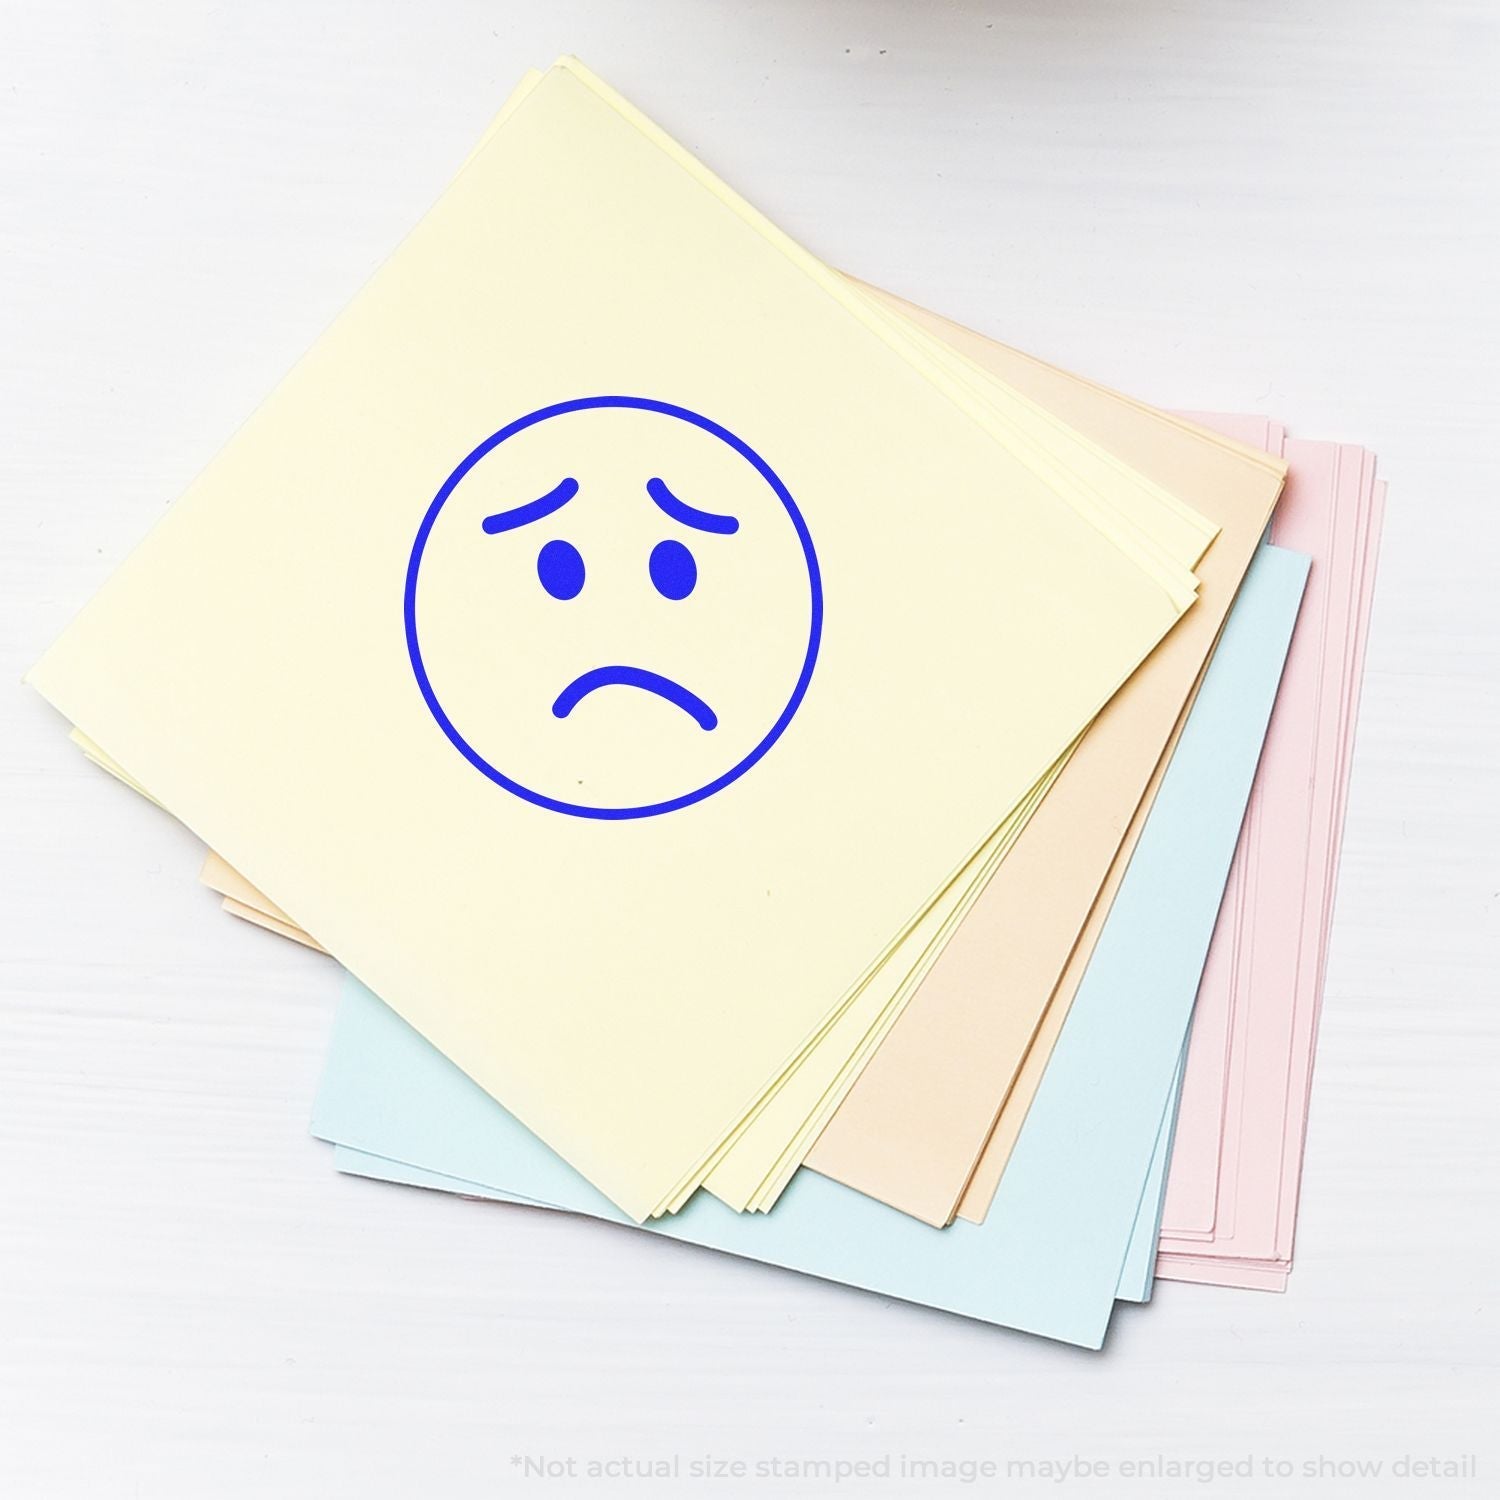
[32,59,1383,1348]
[1151,435,1386,1292]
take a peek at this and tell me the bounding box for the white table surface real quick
[3,3,1496,1496]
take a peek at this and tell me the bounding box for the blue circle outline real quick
[404,395,823,820]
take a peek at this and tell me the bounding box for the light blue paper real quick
[312,543,1309,1347]
[326,1133,1164,1303]
[1115,1047,1187,1303]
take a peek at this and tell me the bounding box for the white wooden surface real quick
[2,4,1496,1496]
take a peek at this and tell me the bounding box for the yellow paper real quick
[697,753,1064,1211]
[555,62,1220,1208]
[222,895,330,953]
[29,61,1200,1220]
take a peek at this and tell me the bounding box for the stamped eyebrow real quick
[481,476,580,534]
[646,477,739,535]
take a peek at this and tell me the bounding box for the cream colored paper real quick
[29,62,1200,1220]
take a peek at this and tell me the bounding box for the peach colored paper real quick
[802,353,1282,1224]
[949,414,1288,1224]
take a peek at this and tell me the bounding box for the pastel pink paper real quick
[1177,440,1349,1255]
[1157,415,1288,1240]
[1152,436,1384,1287]
[1155,1255,1289,1293]
[1265,471,1385,1258]
[1163,441,1366,1262]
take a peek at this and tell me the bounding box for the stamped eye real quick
[536,539,585,600]
[649,539,697,600]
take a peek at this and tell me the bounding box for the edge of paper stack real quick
[35,57,1384,1348]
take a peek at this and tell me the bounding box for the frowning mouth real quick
[551,665,718,730]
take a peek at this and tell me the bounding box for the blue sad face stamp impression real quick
[405,397,822,819]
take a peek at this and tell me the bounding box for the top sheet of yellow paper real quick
[27,61,1199,1219]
